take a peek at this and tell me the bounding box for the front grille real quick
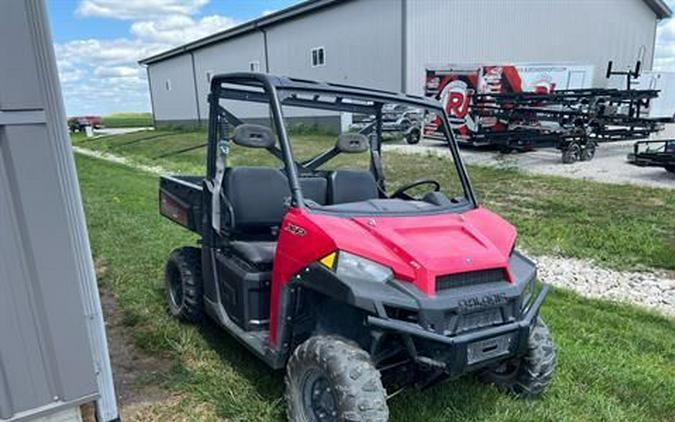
[456,308,504,333]
[436,268,505,290]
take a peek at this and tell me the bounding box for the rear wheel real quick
[165,246,203,322]
[479,317,556,398]
[285,336,388,422]
[562,143,581,164]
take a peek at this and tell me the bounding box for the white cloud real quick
[76,0,208,20]
[261,9,277,16]
[130,14,238,45]
[653,1,675,71]
[56,1,240,115]
[94,66,144,78]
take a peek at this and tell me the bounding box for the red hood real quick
[308,207,516,296]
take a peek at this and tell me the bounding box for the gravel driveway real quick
[385,127,675,190]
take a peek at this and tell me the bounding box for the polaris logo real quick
[284,223,306,237]
[458,293,508,311]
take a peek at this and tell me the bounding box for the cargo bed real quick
[159,175,204,233]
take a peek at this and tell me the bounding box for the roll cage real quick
[205,72,478,209]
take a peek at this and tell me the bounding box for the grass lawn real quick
[102,112,154,128]
[73,129,675,272]
[77,153,674,421]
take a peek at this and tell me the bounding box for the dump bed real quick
[159,175,204,234]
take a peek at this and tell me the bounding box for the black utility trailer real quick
[627,140,675,173]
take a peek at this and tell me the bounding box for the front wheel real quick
[562,143,581,164]
[285,336,389,422]
[479,317,556,398]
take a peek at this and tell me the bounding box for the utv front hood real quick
[312,207,517,296]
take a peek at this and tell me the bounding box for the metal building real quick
[139,0,672,128]
[0,1,118,421]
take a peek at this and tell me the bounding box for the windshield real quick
[278,88,473,215]
[212,80,474,217]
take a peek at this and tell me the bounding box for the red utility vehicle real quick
[160,73,556,421]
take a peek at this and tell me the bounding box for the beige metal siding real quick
[406,0,658,94]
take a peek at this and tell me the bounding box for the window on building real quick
[165,79,172,91]
[311,47,325,67]
[249,61,261,72]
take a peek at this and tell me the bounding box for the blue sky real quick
[49,0,675,116]
[48,0,299,116]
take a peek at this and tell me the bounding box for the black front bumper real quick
[366,284,550,377]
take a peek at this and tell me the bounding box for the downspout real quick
[259,26,270,73]
[189,51,202,127]
[401,0,407,92]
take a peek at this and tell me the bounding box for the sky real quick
[49,0,675,117]
[48,0,299,116]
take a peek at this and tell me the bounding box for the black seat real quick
[230,241,276,266]
[300,176,328,205]
[223,167,290,235]
[327,170,379,204]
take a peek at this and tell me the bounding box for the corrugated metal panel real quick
[406,0,658,94]
[147,54,200,123]
[266,0,402,90]
[0,1,117,421]
[193,31,268,121]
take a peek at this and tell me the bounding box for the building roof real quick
[139,0,672,66]
[139,0,344,65]
[644,0,673,19]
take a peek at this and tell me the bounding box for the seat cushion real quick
[230,241,277,266]
[300,176,328,205]
[223,167,291,233]
[327,170,379,204]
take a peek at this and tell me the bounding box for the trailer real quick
[627,139,675,173]
[423,61,667,163]
[424,63,594,144]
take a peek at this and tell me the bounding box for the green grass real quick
[102,112,153,128]
[73,129,675,272]
[76,154,675,421]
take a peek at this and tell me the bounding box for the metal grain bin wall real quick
[0,1,117,421]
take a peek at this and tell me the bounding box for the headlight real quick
[333,251,393,283]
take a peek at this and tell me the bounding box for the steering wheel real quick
[391,179,440,200]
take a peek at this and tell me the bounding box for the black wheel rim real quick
[302,369,338,422]
[167,263,184,308]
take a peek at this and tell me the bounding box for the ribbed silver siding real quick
[405,0,658,94]
[147,54,200,123]
[265,0,403,91]
[0,1,116,421]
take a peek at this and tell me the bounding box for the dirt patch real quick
[101,288,175,420]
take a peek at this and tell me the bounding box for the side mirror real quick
[336,133,369,153]
[232,124,275,149]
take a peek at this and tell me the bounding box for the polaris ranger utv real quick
[160,73,555,421]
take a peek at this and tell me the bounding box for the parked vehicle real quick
[160,73,556,421]
[627,139,675,173]
[350,103,425,144]
[68,115,102,132]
